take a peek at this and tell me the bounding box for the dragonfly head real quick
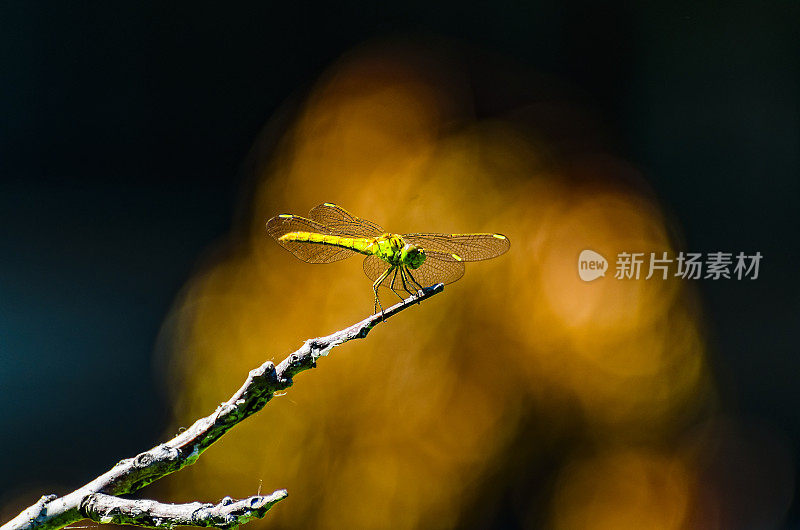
[401,243,426,269]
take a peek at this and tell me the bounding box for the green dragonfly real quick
[266,203,510,312]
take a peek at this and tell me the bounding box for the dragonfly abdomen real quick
[279,232,374,254]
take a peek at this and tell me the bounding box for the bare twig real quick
[2,284,444,530]
[80,491,287,529]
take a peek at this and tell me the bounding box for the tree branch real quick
[79,491,288,529]
[2,284,444,530]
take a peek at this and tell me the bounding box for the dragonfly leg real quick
[373,267,392,316]
[388,267,404,301]
[404,267,424,293]
[402,268,423,305]
[399,267,415,298]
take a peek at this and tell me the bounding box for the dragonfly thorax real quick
[374,234,426,269]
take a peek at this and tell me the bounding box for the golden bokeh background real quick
[152,43,793,529]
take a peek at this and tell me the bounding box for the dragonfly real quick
[266,203,510,313]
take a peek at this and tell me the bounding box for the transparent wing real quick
[266,214,356,263]
[309,203,385,238]
[363,255,393,289]
[404,250,465,288]
[403,233,510,262]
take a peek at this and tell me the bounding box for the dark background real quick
[2,0,798,526]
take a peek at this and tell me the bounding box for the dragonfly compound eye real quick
[402,245,426,269]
